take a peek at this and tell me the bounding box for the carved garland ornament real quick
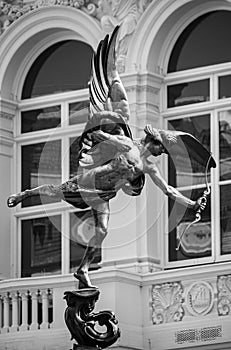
[151,282,184,324]
[0,0,98,34]
[217,274,231,316]
[0,0,152,36]
[0,0,152,74]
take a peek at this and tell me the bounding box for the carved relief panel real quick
[151,275,231,324]
[217,274,231,316]
[185,281,214,316]
[151,282,184,324]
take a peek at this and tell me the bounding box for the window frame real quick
[162,61,231,268]
[14,88,92,278]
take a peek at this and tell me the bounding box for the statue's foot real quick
[74,269,97,289]
[7,194,23,207]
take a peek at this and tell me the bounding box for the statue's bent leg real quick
[74,201,110,288]
[7,184,64,207]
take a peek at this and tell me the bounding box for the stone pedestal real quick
[64,288,120,350]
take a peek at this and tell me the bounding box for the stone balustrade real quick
[0,274,78,336]
[0,265,230,350]
[0,288,52,333]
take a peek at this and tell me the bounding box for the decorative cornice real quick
[126,85,160,95]
[0,0,99,35]
[0,111,14,120]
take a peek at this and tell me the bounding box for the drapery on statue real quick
[7,26,216,289]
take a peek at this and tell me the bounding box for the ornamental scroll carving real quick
[0,0,152,38]
[0,0,152,73]
[217,274,231,316]
[151,282,184,324]
[0,0,98,34]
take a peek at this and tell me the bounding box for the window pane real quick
[219,75,231,99]
[168,11,231,72]
[168,188,211,262]
[168,115,211,187]
[21,106,61,133]
[70,137,81,178]
[21,215,61,277]
[167,80,209,108]
[70,210,100,273]
[220,184,231,255]
[21,140,61,207]
[22,41,93,98]
[219,110,231,181]
[69,101,89,125]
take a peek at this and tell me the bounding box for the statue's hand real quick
[92,130,131,152]
[194,196,207,212]
[92,130,109,143]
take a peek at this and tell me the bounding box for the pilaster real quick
[102,72,165,274]
[0,98,16,280]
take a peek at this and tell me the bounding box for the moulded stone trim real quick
[126,85,160,95]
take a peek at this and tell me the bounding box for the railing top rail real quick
[0,274,77,292]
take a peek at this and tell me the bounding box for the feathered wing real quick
[144,125,216,170]
[88,35,110,116]
[174,132,216,169]
[78,26,133,169]
[160,130,216,170]
[76,27,145,196]
[88,25,130,121]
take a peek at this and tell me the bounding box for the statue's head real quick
[142,135,166,156]
[143,125,178,156]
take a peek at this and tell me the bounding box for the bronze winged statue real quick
[7,26,216,288]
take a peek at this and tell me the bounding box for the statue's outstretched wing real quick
[162,131,216,170]
[144,125,216,169]
[89,25,130,122]
[167,131,216,169]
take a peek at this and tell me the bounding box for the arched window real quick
[18,39,99,277]
[168,10,231,72]
[164,10,231,267]
[22,40,93,98]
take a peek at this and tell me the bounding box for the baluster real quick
[19,291,29,331]
[49,289,53,326]
[30,290,39,330]
[10,291,19,332]
[2,293,10,333]
[40,289,49,329]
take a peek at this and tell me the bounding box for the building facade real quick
[0,0,231,349]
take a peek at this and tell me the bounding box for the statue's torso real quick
[78,142,144,191]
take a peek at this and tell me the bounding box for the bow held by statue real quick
[176,153,215,251]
